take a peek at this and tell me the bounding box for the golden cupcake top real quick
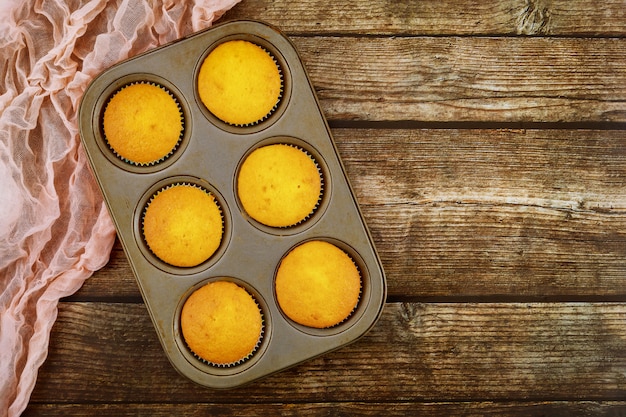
[237,144,322,228]
[197,40,282,125]
[103,83,183,165]
[275,240,361,328]
[181,280,263,366]
[142,184,223,267]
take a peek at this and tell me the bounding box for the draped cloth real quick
[0,1,241,415]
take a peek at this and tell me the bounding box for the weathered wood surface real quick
[23,402,626,417]
[25,0,626,415]
[27,303,626,403]
[225,0,626,36]
[291,36,626,123]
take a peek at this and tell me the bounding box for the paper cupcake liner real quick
[322,253,362,329]
[200,42,284,128]
[185,292,265,368]
[274,239,363,328]
[102,81,185,166]
[277,143,324,228]
[238,142,325,229]
[141,182,224,266]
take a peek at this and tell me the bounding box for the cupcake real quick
[197,40,282,126]
[275,240,361,328]
[102,82,183,165]
[142,183,223,267]
[181,280,263,366]
[237,144,322,228]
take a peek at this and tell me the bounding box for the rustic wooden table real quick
[25,1,626,415]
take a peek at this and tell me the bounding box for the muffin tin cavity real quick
[197,39,282,127]
[135,177,230,275]
[142,183,224,268]
[275,238,370,337]
[96,75,190,173]
[79,20,385,389]
[195,34,291,134]
[237,139,325,231]
[181,280,264,366]
[175,277,272,376]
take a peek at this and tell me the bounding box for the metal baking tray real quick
[79,19,386,388]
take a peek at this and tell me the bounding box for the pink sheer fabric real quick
[0,1,241,415]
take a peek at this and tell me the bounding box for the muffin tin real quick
[79,20,386,388]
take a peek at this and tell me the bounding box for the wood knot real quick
[400,302,419,321]
[516,0,552,35]
[398,302,424,336]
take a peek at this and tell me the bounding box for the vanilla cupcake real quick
[237,144,323,228]
[275,240,361,328]
[103,82,184,165]
[181,280,264,366]
[142,183,223,267]
[197,40,282,126]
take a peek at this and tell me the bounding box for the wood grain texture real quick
[341,128,626,299]
[289,37,626,123]
[28,302,626,405]
[69,129,626,301]
[223,0,626,36]
[22,402,626,417]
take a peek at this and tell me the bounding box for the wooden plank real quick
[29,302,626,403]
[223,0,626,36]
[342,129,626,299]
[287,37,626,123]
[71,129,626,301]
[22,401,626,417]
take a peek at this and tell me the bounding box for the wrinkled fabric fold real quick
[0,1,241,416]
